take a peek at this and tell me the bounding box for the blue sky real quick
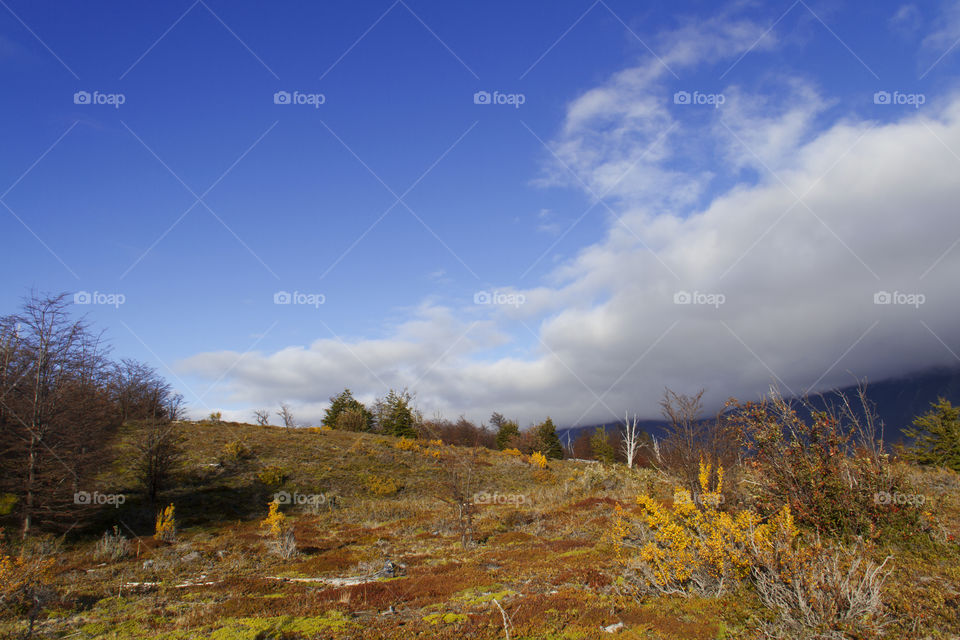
[3,1,960,427]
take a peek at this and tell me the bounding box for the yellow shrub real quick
[428,439,443,447]
[256,466,284,486]
[529,451,548,469]
[261,499,287,537]
[364,474,399,496]
[154,503,176,542]
[394,437,420,452]
[503,448,522,457]
[0,553,54,615]
[613,458,802,595]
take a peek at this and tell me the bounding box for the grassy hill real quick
[2,420,959,639]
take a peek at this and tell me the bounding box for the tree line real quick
[0,293,183,537]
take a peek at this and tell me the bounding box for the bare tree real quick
[253,409,270,426]
[435,448,481,549]
[621,412,642,469]
[277,403,295,428]
[130,419,184,502]
[658,388,739,498]
[0,293,120,536]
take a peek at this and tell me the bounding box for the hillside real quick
[1,420,959,639]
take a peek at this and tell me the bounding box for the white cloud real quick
[180,16,960,428]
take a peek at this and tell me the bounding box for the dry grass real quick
[0,420,957,639]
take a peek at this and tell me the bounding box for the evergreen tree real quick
[905,397,960,472]
[322,388,371,431]
[590,426,615,464]
[535,417,564,459]
[378,389,419,438]
[494,414,520,450]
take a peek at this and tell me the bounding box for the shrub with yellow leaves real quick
[394,437,420,452]
[261,499,287,537]
[154,503,177,543]
[529,451,548,469]
[613,458,892,635]
[0,551,56,622]
[364,474,399,496]
[613,458,799,596]
[260,499,297,559]
[503,448,522,457]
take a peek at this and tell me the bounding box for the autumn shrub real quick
[256,466,285,486]
[364,474,399,496]
[394,437,420,452]
[529,451,548,469]
[260,499,297,559]
[220,439,253,468]
[613,458,892,636]
[0,550,55,632]
[729,387,922,540]
[613,458,797,596]
[154,503,176,542]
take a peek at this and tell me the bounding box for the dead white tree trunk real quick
[621,412,641,469]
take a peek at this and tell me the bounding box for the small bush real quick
[94,526,130,562]
[614,458,794,596]
[154,503,176,543]
[0,551,55,630]
[220,439,253,467]
[256,466,285,486]
[529,451,548,469]
[752,543,891,637]
[364,474,399,496]
[394,437,420,452]
[503,448,522,457]
[730,387,922,539]
[260,499,297,559]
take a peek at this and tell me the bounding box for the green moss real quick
[422,612,468,625]
[208,612,355,639]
